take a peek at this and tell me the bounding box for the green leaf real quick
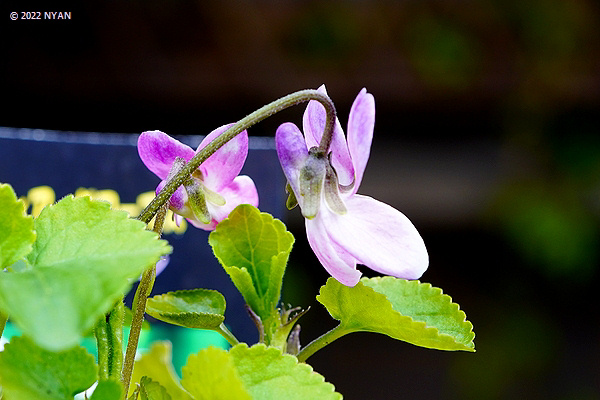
[230,344,342,400]
[146,289,225,329]
[90,380,124,400]
[317,277,475,352]
[139,376,172,400]
[181,347,251,400]
[208,205,294,338]
[0,335,97,400]
[181,344,341,400]
[0,195,172,351]
[0,183,35,269]
[129,341,192,400]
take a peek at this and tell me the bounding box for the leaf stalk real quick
[296,324,351,363]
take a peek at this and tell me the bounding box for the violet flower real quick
[138,125,259,230]
[276,86,428,286]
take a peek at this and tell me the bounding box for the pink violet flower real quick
[276,86,428,286]
[138,125,259,231]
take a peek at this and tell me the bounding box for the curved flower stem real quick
[122,202,168,397]
[215,323,240,347]
[137,89,336,224]
[296,324,352,363]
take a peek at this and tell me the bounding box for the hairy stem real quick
[296,324,351,363]
[122,202,168,397]
[137,89,336,224]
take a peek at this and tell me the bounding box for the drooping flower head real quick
[276,86,428,286]
[138,125,259,230]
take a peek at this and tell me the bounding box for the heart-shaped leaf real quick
[317,277,475,352]
[0,195,172,350]
[146,289,226,329]
[208,205,294,341]
[0,183,35,269]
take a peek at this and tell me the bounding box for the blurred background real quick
[2,1,600,398]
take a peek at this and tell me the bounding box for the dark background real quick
[2,1,600,399]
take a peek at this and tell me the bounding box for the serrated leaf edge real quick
[363,276,475,350]
[230,343,342,397]
[0,183,36,267]
[318,278,475,352]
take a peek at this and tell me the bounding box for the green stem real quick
[296,324,351,363]
[137,89,336,224]
[122,202,168,398]
[215,323,240,347]
[0,312,7,339]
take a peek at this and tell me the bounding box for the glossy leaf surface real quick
[146,289,225,329]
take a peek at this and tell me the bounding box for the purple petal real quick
[155,255,170,276]
[156,180,187,211]
[347,88,375,194]
[306,214,362,286]
[196,124,249,191]
[188,175,259,231]
[276,122,309,208]
[321,194,428,280]
[138,131,195,179]
[303,86,354,185]
[138,255,170,281]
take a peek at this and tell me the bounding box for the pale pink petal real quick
[196,124,249,191]
[174,214,183,227]
[187,217,218,231]
[322,195,428,280]
[306,214,362,286]
[188,175,259,231]
[276,122,309,208]
[138,131,195,179]
[303,86,354,185]
[347,88,375,194]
